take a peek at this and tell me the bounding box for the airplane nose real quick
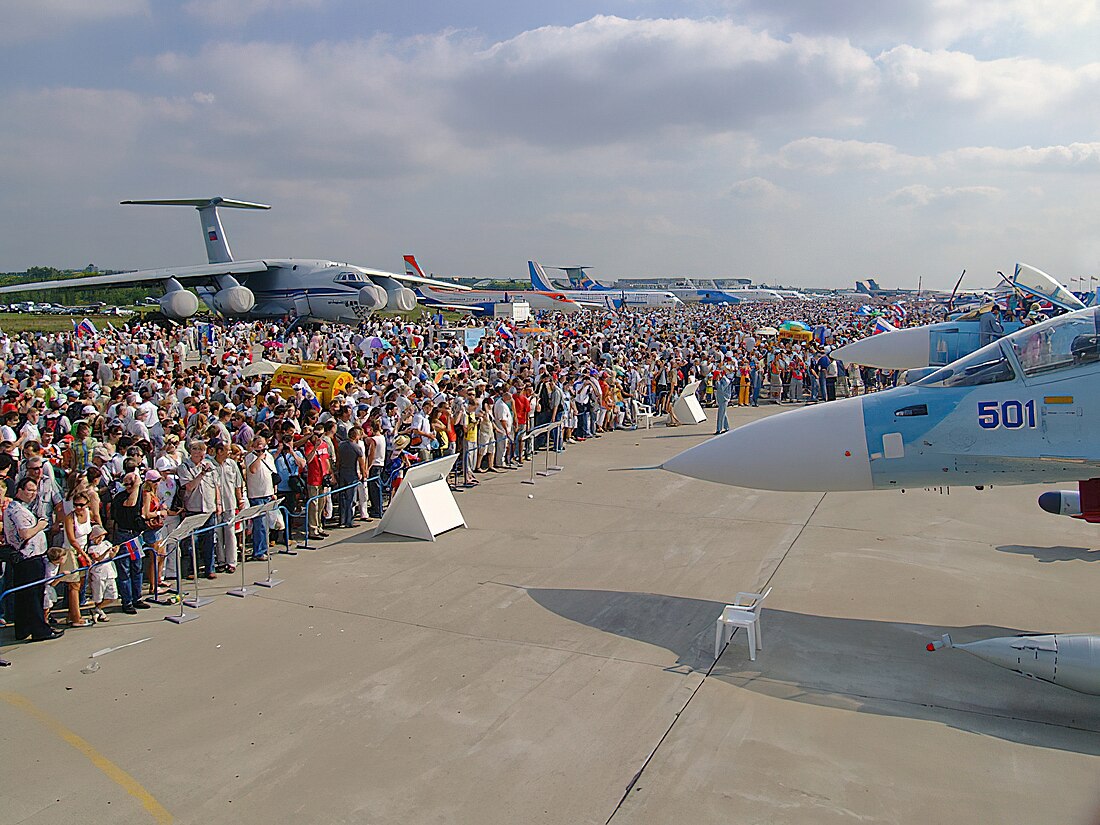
[661,397,873,492]
[830,326,931,371]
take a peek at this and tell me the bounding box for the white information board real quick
[672,380,707,425]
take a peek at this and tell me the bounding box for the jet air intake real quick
[358,285,388,311]
[374,276,417,312]
[210,285,256,315]
[159,278,200,320]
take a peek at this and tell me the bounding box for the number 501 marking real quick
[978,399,1036,430]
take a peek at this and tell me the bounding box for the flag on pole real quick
[296,379,321,410]
[119,536,144,561]
[76,318,98,337]
[889,301,907,320]
[458,354,471,373]
[872,318,896,335]
[496,323,514,341]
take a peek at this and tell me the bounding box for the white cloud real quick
[0,0,148,44]
[878,45,1100,118]
[726,0,1100,48]
[775,138,929,175]
[726,177,799,209]
[884,184,1002,207]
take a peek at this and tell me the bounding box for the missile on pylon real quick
[927,633,1100,695]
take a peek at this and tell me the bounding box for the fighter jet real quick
[0,197,468,323]
[661,304,1100,520]
[831,264,1081,370]
[928,633,1100,696]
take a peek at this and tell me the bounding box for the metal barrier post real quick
[164,541,199,624]
[182,517,228,608]
[255,505,288,588]
[546,421,564,473]
[228,499,280,597]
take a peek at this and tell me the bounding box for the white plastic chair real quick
[635,402,654,430]
[714,587,772,661]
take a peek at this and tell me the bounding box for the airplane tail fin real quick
[121,197,270,264]
[529,261,556,291]
[404,254,428,279]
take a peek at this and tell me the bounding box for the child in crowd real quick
[86,525,118,622]
[44,546,65,614]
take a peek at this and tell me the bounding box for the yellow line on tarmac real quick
[0,691,173,824]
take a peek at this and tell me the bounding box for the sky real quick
[0,0,1098,290]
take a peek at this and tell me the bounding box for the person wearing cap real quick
[177,440,220,579]
[244,435,277,560]
[85,524,117,622]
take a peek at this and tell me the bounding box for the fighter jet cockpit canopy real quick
[917,306,1100,388]
[915,344,1016,388]
[1008,306,1100,376]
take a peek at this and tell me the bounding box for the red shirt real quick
[513,393,530,426]
[305,442,330,486]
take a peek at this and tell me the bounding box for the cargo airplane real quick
[0,197,468,323]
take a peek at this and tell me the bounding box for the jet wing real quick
[0,260,272,294]
[362,268,471,291]
[418,299,481,313]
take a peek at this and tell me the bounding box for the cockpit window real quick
[916,344,1016,388]
[334,271,366,285]
[1008,308,1100,377]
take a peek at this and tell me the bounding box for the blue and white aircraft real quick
[661,304,1100,522]
[405,255,583,315]
[550,267,747,305]
[832,264,1082,370]
[0,197,468,323]
[528,262,682,308]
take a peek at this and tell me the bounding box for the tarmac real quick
[2,403,1099,825]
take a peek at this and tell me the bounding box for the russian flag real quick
[872,318,896,335]
[496,324,515,341]
[119,536,144,561]
[890,301,907,319]
[296,379,322,410]
[77,318,98,337]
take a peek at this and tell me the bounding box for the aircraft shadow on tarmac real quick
[525,588,1100,755]
[995,544,1099,563]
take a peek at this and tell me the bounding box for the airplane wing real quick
[417,299,481,314]
[0,261,470,295]
[0,261,272,294]
[364,267,471,291]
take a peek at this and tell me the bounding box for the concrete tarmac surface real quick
[2,404,1099,825]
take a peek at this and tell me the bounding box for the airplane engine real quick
[159,287,200,320]
[374,276,417,312]
[1038,490,1081,518]
[358,285,388,311]
[210,285,256,315]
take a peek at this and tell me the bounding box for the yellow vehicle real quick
[270,363,354,407]
[778,328,813,342]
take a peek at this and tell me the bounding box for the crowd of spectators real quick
[0,295,937,645]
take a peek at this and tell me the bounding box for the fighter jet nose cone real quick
[662,397,873,492]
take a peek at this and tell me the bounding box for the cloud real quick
[884,184,1002,207]
[183,0,324,27]
[878,45,1100,119]
[0,0,148,44]
[775,137,930,175]
[726,177,799,209]
[725,0,1100,48]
